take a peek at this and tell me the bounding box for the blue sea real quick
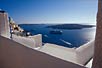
[19,24,96,48]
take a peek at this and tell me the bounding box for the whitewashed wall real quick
[0,12,10,38]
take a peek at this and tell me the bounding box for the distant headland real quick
[46,24,95,30]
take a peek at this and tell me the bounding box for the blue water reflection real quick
[19,24,96,48]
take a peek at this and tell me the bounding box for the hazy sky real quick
[0,0,98,24]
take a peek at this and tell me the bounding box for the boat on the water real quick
[50,30,62,34]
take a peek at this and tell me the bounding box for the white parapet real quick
[28,34,42,48]
[12,34,42,49]
[0,11,10,38]
[39,40,94,66]
[76,40,94,65]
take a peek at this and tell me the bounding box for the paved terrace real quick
[0,36,86,68]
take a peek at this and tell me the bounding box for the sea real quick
[19,24,96,48]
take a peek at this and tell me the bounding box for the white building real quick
[0,10,10,38]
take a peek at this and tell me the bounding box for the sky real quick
[0,0,98,24]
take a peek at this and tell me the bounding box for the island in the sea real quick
[46,24,95,30]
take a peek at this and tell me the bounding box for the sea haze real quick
[19,24,96,48]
